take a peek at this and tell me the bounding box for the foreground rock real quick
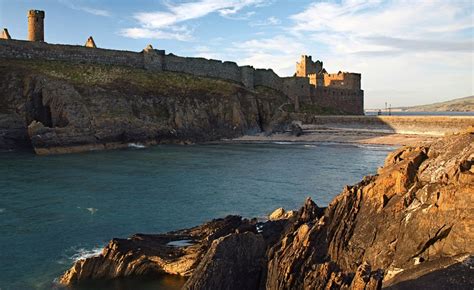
[59,131,474,289]
[59,216,262,284]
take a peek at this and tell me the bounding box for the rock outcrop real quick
[0,59,289,154]
[183,232,266,290]
[59,131,474,289]
[59,216,260,284]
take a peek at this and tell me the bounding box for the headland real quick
[0,9,369,155]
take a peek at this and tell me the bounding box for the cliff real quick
[59,130,474,289]
[0,59,290,154]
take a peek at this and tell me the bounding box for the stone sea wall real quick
[295,115,474,135]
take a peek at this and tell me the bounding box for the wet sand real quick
[228,125,438,146]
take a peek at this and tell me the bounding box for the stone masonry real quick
[27,10,45,42]
[0,9,364,115]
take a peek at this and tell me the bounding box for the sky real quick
[0,0,473,108]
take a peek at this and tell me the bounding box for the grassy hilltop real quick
[397,96,474,112]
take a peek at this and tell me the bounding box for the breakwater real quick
[293,115,474,136]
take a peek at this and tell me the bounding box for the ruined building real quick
[27,10,45,42]
[296,55,361,91]
[0,9,364,115]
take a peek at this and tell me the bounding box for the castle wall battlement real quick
[0,39,364,115]
[0,39,263,90]
[0,39,143,68]
[323,72,361,90]
[163,54,242,84]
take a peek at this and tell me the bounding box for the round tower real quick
[27,10,45,42]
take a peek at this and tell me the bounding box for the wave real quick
[77,206,98,215]
[70,246,103,262]
[86,207,98,215]
[272,142,293,145]
[352,143,397,151]
[128,143,146,149]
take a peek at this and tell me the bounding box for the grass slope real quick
[399,96,474,112]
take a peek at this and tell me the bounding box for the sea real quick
[0,142,395,289]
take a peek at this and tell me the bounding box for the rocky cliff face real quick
[0,59,289,154]
[59,130,474,289]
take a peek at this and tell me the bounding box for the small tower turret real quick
[28,10,45,42]
[1,28,11,40]
[85,36,97,48]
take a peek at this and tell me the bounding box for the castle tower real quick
[85,36,97,48]
[296,55,323,77]
[27,10,45,42]
[1,28,11,40]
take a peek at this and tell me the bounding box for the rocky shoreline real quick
[58,129,474,289]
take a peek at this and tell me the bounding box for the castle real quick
[0,10,363,115]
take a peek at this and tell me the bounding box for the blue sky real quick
[1,0,473,108]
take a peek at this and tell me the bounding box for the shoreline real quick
[57,130,474,289]
[227,129,437,147]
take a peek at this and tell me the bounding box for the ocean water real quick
[0,143,394,290]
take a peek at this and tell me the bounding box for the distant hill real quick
[397,96,474,112]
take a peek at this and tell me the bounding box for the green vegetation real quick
[1,58,239,96]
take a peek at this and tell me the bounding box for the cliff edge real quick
[0,59,289,154]
[59,130,474,289]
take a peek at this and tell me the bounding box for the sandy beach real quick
[229,125,438,146]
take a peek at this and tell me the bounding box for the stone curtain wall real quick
[254,69,283,91]
[163,55,242,83]
[282,77,312,103]
[311,87,364,115]
[0,39,250,88]
[0,39,143,68]
[0,39,365,115]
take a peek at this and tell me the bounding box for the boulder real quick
[59,216,256,284]
[183,232,266,290]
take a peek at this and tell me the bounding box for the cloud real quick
[213,0,473,107]
[121,0,269,40]
[250,16,281,26]
[59,0,111,17]
[289,0,473,55]
[120,27,193,41]
[230,35,309,74]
